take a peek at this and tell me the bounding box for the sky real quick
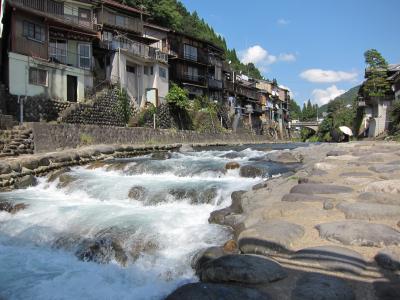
[181,0,400,106]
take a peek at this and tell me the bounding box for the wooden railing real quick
[97,9,143,34]
[208,77,223,89]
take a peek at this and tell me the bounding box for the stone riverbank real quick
[168,141,400,300]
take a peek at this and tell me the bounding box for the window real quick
[23,21,45,42]
[144,66,154,76]
[159,67,167,79]
[184,44,198,61]
[78,8,90,21]
[150,66,154,76]
[126,65,135,73]
[78,43,91,69]
[186,66,198,80]
[49,39,67,64]
[29,68,47,86]
[116,15,125,27]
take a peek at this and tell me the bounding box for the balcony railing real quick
[208,77,223,90]
[11,0,95,30]
[100,39,168,64]
[183,73,206,83]
[97,9,143,34]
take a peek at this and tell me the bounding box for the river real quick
[0,143,304,300]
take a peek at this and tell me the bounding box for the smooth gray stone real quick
[358,192,400,206]
[375,248,400,271]
[199,254,287,284]
[292,273,355,300]
[317,220,400,247]
[282,193,331,202]
[290,184,353,195]
[191,246,226,272]
[165,283,271,300]
[340,172,373,177]
[338,202,400,220]
[14,175,38,189]
[269,152,303,164]
[239,165,264,178]
[0,162,12,175]
[369,164,400,173]
[239,220,305,255]
[373,281,400,300]
[292,245,366,274]
[94,145,116,155]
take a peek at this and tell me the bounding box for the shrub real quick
[80,133,93,145]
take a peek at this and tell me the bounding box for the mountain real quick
[319,85,360,113]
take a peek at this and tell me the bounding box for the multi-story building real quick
[2,0,97,102]
[167,31,224,102]
[93,0,169,107]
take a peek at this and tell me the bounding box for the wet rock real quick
[0,162,11,175]
[239,165,264,178]
[37,157,50,167]
[375,247,400,271]
[230,191,245,213]
[326,150,348,157]
[57,174,77,188]
[129,238,159,261]
[47,167,71,182]
[225,162,240,170]
[180,144,193,152]
[201,187,218,204]
[290,183,353,195]
[86,161,108,170]
[337,202,400,220]
[95,145,115,155]
[269,152,303,164]
[358,192,399,206]
[364,180,400,194]
[128,186,147,201]
[199,254,287,284]
[106,162,127,171]
[151,152,171,160]
[282,193,332,203]
[165,283,271,300]
[7,161,21,173]
[222,152,241,159]
[238,220,305,255]
[0,201,28,214]
[373,281,400,300]
[292,273,355,300]
[317,220,400,247]
[75,237,128,266]
[14,175,37,189]
[20,158,39,170]
[252,180,268,190]
[293,245,366,275]
[369,164,400,173]
[191,246,225,272]
[223,240,238,253]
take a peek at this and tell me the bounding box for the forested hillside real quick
[319,85,360,113]
[125,0,264,79]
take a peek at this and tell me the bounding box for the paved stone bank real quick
[29,122,271,153]
[0,126,34,157]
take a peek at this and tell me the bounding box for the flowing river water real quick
[0,143,304,300]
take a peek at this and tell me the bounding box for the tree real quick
[289,99,302,120]
[165,83,190,128]
[363,49,391,98]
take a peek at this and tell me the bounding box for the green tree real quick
[117,88,131,124]
[166,83,190,128]
[363,49,391,98]
[289,99,302,120]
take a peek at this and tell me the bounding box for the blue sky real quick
[181,0,400,106]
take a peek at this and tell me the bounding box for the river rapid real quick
[0,143,304,300]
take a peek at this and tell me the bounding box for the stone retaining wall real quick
[0,127,34,157]
[29,122,271,153]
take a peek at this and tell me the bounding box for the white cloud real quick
[277,18,290,25]
[300,69,358,83]
[311,85,346,106]
[239,45,296,72]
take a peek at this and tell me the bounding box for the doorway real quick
[67,75,77,102]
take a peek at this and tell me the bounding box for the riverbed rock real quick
[191,246,225,272]
[128,186,147,201]
[340,172,373,177]
[165,283,271,300]
[209,207,232,225]
[225,161,240,170]
[291,273,355,300]
[269,152,303,164]
[290,183,353,195]
[0,162,11,175]
[19,158,39,170]
[151,152,172,160]
[252,180,268,190]
[337,202,400,220]
[47,167,71,182]
[238,220,305,255]
[316,220,400,247]
[369,164,400,173]
[358,192,400,206]
[230,191,246,213]
[375,247,400,271]
[57,174,77,188]
[0,201,28,214]
[293,245,366,274]
[222,152,241,159]
[239,165,264,178]
[314,162,337,171]
[326,150,348,157]
[373,281,400,300]
[363,180,400,194]
[263,202,317,219]
[86,161,108,170]
[169,187,217,204]
[223,240,238,253]
[180,144,193,152]
[282,193,332,203]
[199,254,287,284]
[14,175,38,189]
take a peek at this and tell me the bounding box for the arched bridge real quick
[291,121,321,132]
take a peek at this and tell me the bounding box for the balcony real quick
[11,0,95,30]
[97,9,143,34]
[100,39,168,64]
[208,77,223,90]
[182,73,206,84]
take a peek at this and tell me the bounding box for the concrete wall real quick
[29,122,270,153]
[9,52,93,101]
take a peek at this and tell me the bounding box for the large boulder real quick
[337,202,400,220]
[128,186,147,201]
[290,184,353,195]
[225,162,240,170]
[165,283,271,300]
[373,281,400,300]
[199,254,287,284]
[14,175,38,189]
[238,220,305,255]
[292,245,366,275]
[363,180,400,194]
[239,165,264,178]
[191,246,226,272]
[19,158,39,170]
[316,220,400,247]
[375,247,400,271]
[291,273,355,300]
